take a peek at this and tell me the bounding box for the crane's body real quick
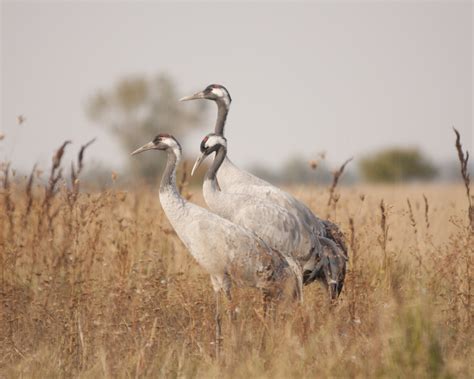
[192,135,314,292]
[216,144,347,297]
[218,156,326,233]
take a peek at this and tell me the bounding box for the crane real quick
[131,133,301,356]
[191,133,313,296]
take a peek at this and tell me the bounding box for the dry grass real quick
[0,154,473,378]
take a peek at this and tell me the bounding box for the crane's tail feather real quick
[322,220,348,260]
[303,236,347,299]
[320,237,347,299]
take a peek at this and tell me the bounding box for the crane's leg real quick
[259,290,276,353]
[223,277,236,322]
[262,290,276,320]
[263,292,269,318]
[223,287,239,357]
[215,291,222,361]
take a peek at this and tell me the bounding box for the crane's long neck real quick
[158,145,201,256]
[203,145,238,219]
[159,147,182,199]
[205,145,227,192]
[214,100,229,136]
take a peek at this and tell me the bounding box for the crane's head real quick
[179,84,232,107]
[191,133,227,176]
[131,133,181,157]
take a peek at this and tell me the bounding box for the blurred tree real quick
[87,74,204,181]
[359,148,438,183]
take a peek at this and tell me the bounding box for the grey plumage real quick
[131,134,302,354]
[192,134,312,298]
[181,84,347,299]
[131,134,301,299]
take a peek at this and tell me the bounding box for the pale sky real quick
[1,1,472,173]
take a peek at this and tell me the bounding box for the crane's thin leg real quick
[215,291,222,361]
[224,288,236,322]
[223,287,241,357]
[259,291,274,353]
[262,291,276,321]
[263,293,270,318]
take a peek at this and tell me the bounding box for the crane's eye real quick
[200,136,209,151]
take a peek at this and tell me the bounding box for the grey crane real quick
[191,133,311,298]
[181,84,347,298]
[192,133,345,299]
[131,133,301,356]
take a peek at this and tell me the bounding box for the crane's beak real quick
[179,91,205,102]
[191,152,207,176]
[131,141,155,156]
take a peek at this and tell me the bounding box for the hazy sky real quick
[1,1,472,173]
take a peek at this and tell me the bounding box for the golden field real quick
[0,164,472,378]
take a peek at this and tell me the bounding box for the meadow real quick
[0,141,472,378]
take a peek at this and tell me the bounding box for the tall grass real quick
[0,133,472,378]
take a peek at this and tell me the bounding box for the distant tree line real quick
[249,147,467,185]
[359,148,438,183]
[250,156,356,186]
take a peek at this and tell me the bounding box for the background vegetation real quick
[359,148,438,183]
